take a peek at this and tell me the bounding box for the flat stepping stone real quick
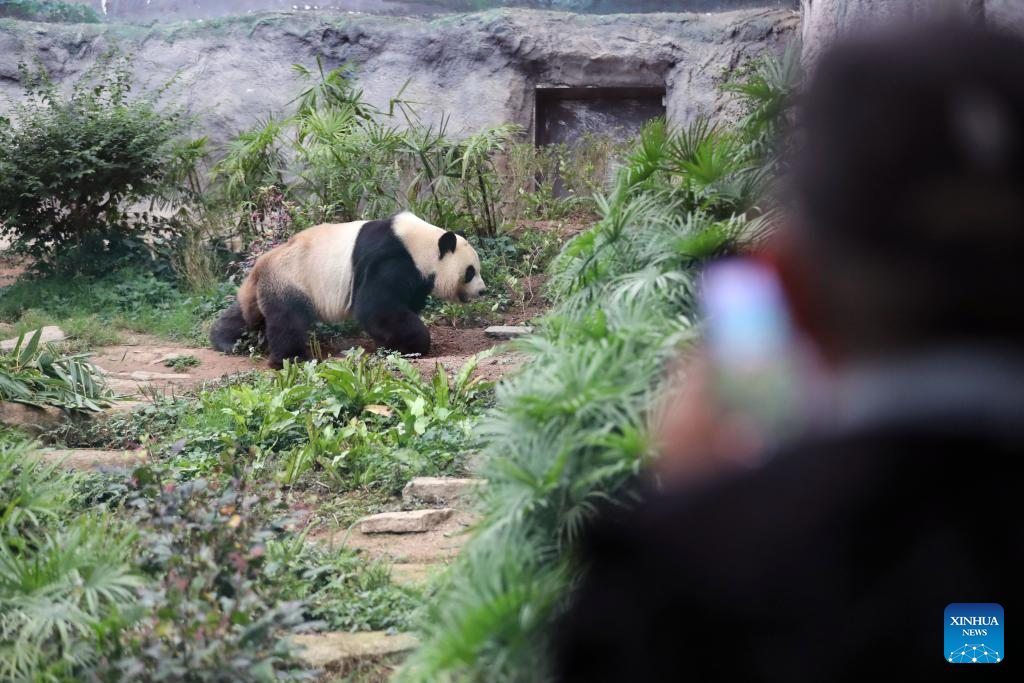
[390,563,441,586]
[484,325,532,339]
[402,477,485,505]
[40,448,146,471]
[109,370,194,381]
[0,401,65,434]
[1,325,65,351]
[291,631,418,673]
[355,508,454,534]
[104,399,150,415]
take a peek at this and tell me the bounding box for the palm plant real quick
[0,442,142,681]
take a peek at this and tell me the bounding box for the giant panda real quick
[210,212,487,368]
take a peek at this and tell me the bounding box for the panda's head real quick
[435,229,487,303]
[392,212,487,304]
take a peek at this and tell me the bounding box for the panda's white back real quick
[289,220,366,322]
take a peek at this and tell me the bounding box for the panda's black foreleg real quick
[360,308,431,356]
[261,286,317,369]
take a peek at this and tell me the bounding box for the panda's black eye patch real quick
[464,265,476,283]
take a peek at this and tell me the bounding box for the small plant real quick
[164,354,202,371]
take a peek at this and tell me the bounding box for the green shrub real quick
[92,467,310,682]
[0,0,100,23]
[0,52,192,272]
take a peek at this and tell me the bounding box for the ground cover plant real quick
[91,349,495,493]
[399,49,799,682]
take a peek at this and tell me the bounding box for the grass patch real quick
[0,270,234,349]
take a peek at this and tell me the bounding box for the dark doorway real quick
[534,86,667,148]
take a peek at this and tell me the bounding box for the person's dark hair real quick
[790,22,1024,357]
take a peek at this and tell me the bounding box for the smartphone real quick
[700,258,799,445]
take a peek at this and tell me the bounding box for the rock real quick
[40,448,147,471]
[0,401,65,434]
[484,325,532,340]
[402,477,485,505]
[0,326,66,351]
[291,631,419,673]
[355,509,455,534]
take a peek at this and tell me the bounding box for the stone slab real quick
[355,509,455,534]
[41,448,147,471]
[402,477,485,505]
[484,325,532,340]
[291,631,418,672]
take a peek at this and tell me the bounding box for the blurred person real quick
[555,21,1022,681]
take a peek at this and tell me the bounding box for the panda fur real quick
[210,212,486,368]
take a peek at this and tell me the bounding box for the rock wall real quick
[77,1,798,23]
[799,0,1023,66]
[0,8,798,148]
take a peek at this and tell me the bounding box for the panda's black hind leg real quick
[362,309,430,356]
[261,286,317,369]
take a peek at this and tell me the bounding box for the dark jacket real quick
[555,413,1021,681]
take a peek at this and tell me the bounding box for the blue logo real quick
[945,603,1003,663]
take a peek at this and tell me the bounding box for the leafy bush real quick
[0,327,112,411]
[0,52,191,272]
[94,467,310,682]
[0,0,100,23]
[398,52,798,683]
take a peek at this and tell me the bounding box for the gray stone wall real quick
[0,8,798,148]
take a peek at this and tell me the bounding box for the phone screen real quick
[700,258,799,443]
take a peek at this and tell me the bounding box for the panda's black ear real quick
[439,231,458,259]
[454,230,467,239]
